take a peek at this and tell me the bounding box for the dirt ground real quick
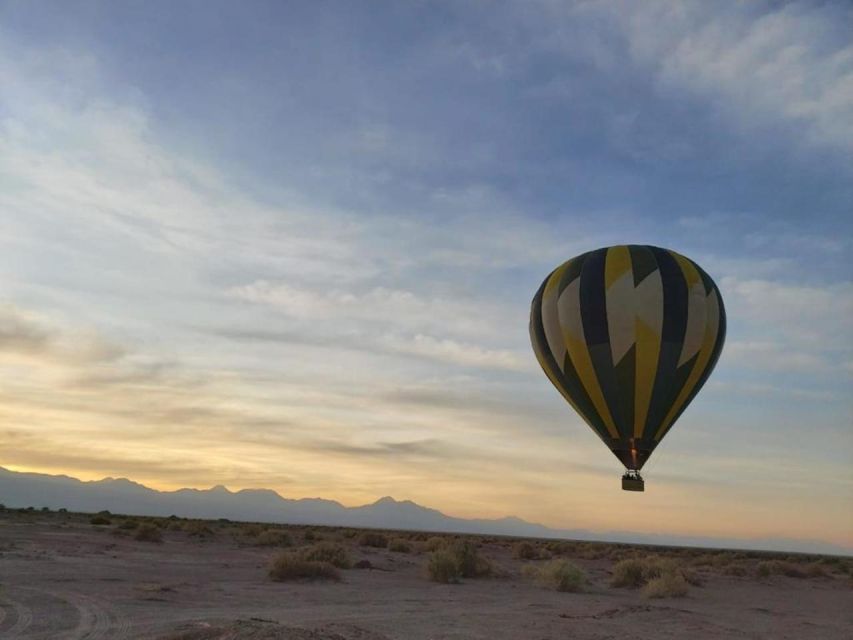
[1,512,850,639]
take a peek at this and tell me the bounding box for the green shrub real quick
[536,559,586,592]
[427,549,461,583]
[135,523,163,543]
[301,543,351,569]
[358,532,388,548]
[388,538,412,553]
[269,553,339,582]
[642,571,689,598]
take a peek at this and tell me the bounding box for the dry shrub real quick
[341,529,357,539]
[545,540,573,556]
[135,523,163,543]
[254,530,292,547]
[536,559,586,592]
[301,542,351,568]
[722,563,749,577]
[611,558,646,587]
[184,521,214,537]
[117,519,138,530]
[427,549,460,583]
[451,540,491,578]
[424,536,448,552]
[642,571,689,598]
[426,540,491,583]
[514,541,539,560]
[358,532,388,548]
[269,553,339,582]
[611,556,686,589]
[757,560,806,578]
[681,567,704,586]
[242,524,264,538]
[388,538,412,553]
[805,563,828,578]
[90,515,111,526]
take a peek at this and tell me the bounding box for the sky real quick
[0,0,851,551]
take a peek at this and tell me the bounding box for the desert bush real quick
[341,529,357,539]
[427,549,461,583]
[388,538,412,553]
[242,524,264,538]
[680,567,704,586]
[642,556,681,580]
[301,543,351,568]
[610,558,646,587]
[117,519,138,530]
[514,541,539,560]
[543,540,572,556]
[358,532,388,548]
[642,571,689,598]
[184,521,214,537]
[805,562,828,578]
[424,536,448,552]
[611,556,686,589]
[135,523,163,543]
[425,540,491,583]
[254,530,292,547]
[536,559,586,592]
[722,563,748,577]
[757,560,806,578]
[269,553,339,582]
[90,515,111,526]
[303,529,324,542]
[451,540,491,578]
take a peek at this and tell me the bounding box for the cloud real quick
[0,305,126,364]
[381,333,528,371]
[600,0,853,153]
[721,277,853,349]
[725,341,831,374]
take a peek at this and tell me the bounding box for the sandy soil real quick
[1,513,850,639]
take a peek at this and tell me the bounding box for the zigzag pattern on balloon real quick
[530,245,726,471]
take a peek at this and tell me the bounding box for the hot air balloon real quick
[529,245,726,491]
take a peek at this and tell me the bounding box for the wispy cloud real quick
[599,0,853,153]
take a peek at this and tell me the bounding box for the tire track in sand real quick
[5,587,130,640]
[0,591,34,638]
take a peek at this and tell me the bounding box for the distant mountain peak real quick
[0,467,847,556]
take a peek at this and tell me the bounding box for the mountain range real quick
[1,466,848,556]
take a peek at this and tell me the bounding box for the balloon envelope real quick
[529,245,726,472]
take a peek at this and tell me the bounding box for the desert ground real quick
[0,509,850,639]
